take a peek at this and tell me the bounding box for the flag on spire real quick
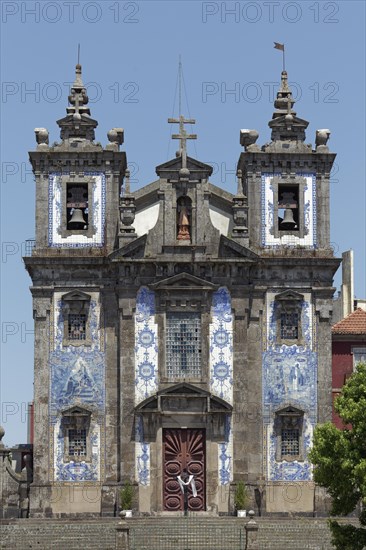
[274,43,286,71]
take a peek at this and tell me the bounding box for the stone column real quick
[29,292,52,517]
[102,289,119,516]
[119,293,137,484]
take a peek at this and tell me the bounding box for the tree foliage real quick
[309,363,366,549]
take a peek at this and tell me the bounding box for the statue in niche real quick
[177,196,191,241]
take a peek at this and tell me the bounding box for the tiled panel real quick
[263,294,316,481]
[134,287,158,404]
[210,287,233,404]
[50,294,105,482]
[134,287,157,486]
[218,417,233,486]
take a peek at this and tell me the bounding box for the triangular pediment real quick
[160,382,209,397]
[135,383,232,413]
[61,404,92,416]
[219,235,258,260]
[156,155,213,179]
[62,290,91,302]
[275,290,304,302]
[275,404,304,416]
[150,272,218,291]
[110,235,147,260]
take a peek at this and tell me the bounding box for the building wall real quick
[332,339,364,428]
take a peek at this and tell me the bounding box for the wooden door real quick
[163,428,205,511]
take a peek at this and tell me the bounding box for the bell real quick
[68,208,86,227]
[280,208,297,229]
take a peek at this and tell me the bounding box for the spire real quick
[267,70,309,145]
[67,63,91,119]
[272,70,296,119]
[57,62,98,142]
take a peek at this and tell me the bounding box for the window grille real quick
[68,314,86,340]
[280,312,299,340]
[166,312,201,378]
[281,428,299,456]
[68,429,87,456]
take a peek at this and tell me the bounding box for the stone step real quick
[0,517,362,550]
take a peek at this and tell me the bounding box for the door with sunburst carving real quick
[163,428,206,511]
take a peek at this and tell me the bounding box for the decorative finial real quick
[107,128,124,150]
[240,129,259,151]
[34,128,49,149]
[315,129,331,151]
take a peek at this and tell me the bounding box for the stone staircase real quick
[0,516,363,550]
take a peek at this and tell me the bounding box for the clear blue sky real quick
[1,1,365,445]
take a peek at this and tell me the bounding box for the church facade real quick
[24,64,340,516]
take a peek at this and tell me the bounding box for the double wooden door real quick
[163,428,206,511]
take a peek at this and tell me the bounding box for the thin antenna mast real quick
[178,54,182,115]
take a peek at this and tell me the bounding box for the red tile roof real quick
[332,308,366,335]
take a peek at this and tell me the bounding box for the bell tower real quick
[238,70,335,252]
[26,63,127,516]
[235,70,340,512]
[31,63,126,251]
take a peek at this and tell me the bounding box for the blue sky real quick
[1,0,365,445]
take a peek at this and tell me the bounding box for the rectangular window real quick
[68,314,86,340]
[66,183,88,230]
[166,312,201,378]
[352,347,366,369]
[281,429,299,456]
[280,312,299,340]
[68,429,87,456]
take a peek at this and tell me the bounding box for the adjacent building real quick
[332,308,366,428]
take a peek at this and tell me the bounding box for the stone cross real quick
[168,115,197,169]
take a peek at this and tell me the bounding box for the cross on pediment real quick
[168,115,197,169]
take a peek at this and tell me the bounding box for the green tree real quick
[309,363,366,550]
